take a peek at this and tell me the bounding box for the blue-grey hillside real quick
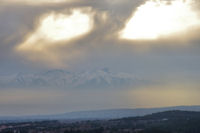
[0,106,200,122]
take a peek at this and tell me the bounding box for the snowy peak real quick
[0,69,145,89]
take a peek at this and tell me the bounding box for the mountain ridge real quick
[1,105,200,121]
[0,69,146,89]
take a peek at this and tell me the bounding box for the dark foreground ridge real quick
[1,110,200,133]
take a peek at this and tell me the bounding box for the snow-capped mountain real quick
[0,69,146,89]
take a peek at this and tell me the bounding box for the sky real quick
[0,0,200,116]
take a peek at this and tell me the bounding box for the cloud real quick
[119,0,200,41]
[1,0,77,5]
[105,0,131,5]
[0,0,200,70]
[15,7,95,67]
[0,0,200,116]
[17,8,94,50]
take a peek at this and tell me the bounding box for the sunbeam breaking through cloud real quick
[120,0,200,40]
[17,8,94,51]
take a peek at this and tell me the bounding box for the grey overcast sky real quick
[0,0,200,116]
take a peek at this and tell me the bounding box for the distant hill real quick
[1,105,200,122]
[46,105,200,119]
[2,110,200,133]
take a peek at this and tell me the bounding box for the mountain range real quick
[0,68,147,89]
